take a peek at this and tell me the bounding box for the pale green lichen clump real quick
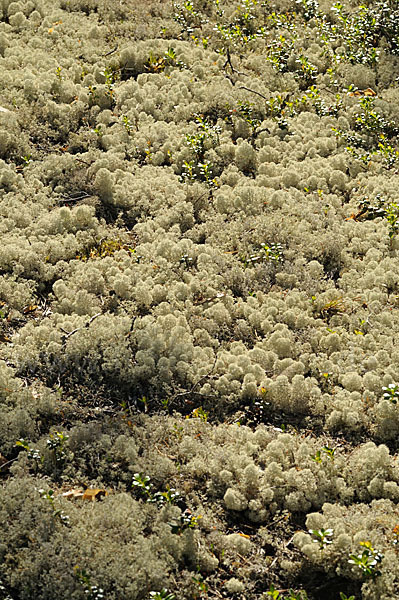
[2,0,399,598]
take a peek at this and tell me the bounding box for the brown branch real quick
[74,158,92,166]
[223,47,247,77]
[0,457,18,470]
[223,47,248,85]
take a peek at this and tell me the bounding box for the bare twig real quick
[193,292,226,305]
[60,312,102,342]
[238,85,269,101]
[172,355,218,402]
[269,535,295,570]
[236,552,251,565]
[0,457,18,470]
[208,589,224,599]
[223,47,247,77]
[102,45,118,57]
[155,446,178,461]
[74,158,92,166]
[59,191,92,203]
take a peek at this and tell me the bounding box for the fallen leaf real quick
[62,489,84,499]
[348,88,376,97]
[23,305,38,314]
[62,488,108,501]
[82,488,108,501]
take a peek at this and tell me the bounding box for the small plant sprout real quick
[348,541,384,579]
[46,431,68,461]
[16,438,41,463]
[168,508,202,534]
[145,140,153,162]
[198,161,218,187]
[149,590,176,600]
[382,383,399,404]
[172,422,184,441]
[173,0,203,37]
[243,242,284,267]
[76,239,136,262]
[192,571,208,596]
[102,65,119,103]
[236,101,261,137]
[181,159,196,182]
[377,134,399,168]
[286,592,309,600]
[121,114,134,132]
[0,578,13,600]
[132,473,181,506]
[138,396,148,412]
[180,253,194,268]
[253,393,271,423]
[266,584,282,599]
[262,242,284,262]
[90,124,103,138]
[46,431,69,477]
[339,594,355,600]
[320,371,333,390]
[309,528,334,549]
[333,95,399,168]
[265,586,309,599]
[181,114,220,185]
[38,488,70,525]
[392,524,399,546]
[191,406,208,422]
[322,446,335,460]
[295,54,317,87]
[20,154,32,166]
[132,473,153,500]
[186,114,220,156]
[311,450,323,463]
[354,317,370,335]
[152,486,181,506]
[75,569,105,600]
[385,202,399,243]
[348,195,399,243]
[297,0,319,21]
[160,397,170,411]
[311,447,335,463]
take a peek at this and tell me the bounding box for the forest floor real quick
[2,0,399,599]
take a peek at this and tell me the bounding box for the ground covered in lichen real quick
[2,0,399,598]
